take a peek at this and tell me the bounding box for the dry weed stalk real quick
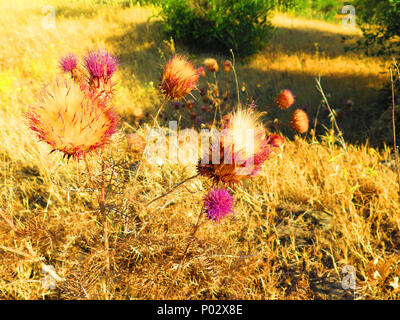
[390,65,400,200]
[230,49,240,106]
[315,77,348,155]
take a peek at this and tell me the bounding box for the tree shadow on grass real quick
[32,5,100,19]
[235,65,385,145]
[106,21,168,85]
[268,25,363,59]
[56,6,99,19]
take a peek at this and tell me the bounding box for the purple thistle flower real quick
[84,49,119,79]
[203,188,234,223]
[60,53,77,73]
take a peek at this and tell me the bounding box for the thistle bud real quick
[204,58,219,73]
[223,60,232,72]
[276,89,295,110]
[160,55,199,101]
[290,109,309,133]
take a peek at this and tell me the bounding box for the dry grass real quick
[0,1,399,300]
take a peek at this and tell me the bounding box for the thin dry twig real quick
[0,209,22,234]
[146,173,199,207]
[0,243,65,283]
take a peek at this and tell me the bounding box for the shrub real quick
[156,0,274,57]
[353,0,400,56]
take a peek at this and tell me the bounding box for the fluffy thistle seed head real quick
[197,106,273,186]
[60,53,77,73]
[160,55,199,101]
[203,188,234,223]
[26,78,119,159]
[276,89,295,110]
[290,109,309,133]
[204,58,219,73]
[84,49,119,80]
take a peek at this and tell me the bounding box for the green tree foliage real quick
[352,1,400,144]
[156,0,274,57]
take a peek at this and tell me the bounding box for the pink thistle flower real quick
[59,53,77,73]
[84,49,119,80]
[203,188,234,223]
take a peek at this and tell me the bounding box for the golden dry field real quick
[0,0,399,300]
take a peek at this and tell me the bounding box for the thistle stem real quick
[83,153,110,287]
[100,154,110,278]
